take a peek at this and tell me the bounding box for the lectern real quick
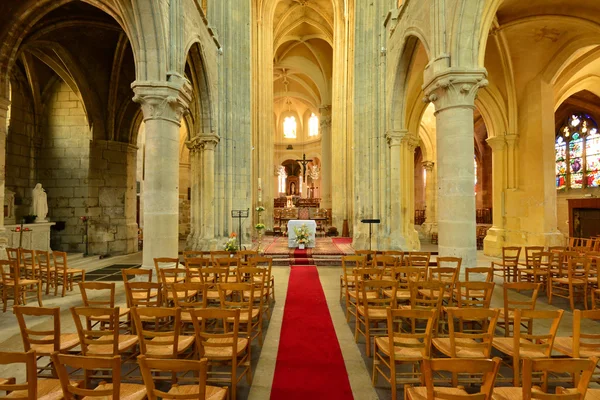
[231,209,249,250]
[360,219,380,251]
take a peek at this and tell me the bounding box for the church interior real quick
[0,0,600,399]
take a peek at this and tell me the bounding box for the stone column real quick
[319,106,332,209]
[483,135,506,256]
[422,160,437,236]
[401,134,421,250]
[132,80,192,267]
[186,140,202,249]
[385,130,408,250]
[198,134,219,249]
[424,71,488,268]
[0,97,9,253]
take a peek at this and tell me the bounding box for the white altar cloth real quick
[5,222,55,251]
[287,220,317,248]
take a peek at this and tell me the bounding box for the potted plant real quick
[224,232,238,255]
[293,223,313,250]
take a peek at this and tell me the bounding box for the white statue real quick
[309,165,320,180]
[32,183,48,222]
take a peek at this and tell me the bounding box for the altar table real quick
[287,220,316,248]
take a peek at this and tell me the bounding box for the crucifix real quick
[296,153,313,181]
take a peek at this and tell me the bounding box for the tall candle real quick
[258,178,262,202]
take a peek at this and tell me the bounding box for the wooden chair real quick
[340,255,366,318]
[553,309,600,359]
[517,246,545,276]
[124,281,163,308]
[212,257,239,283]
[219,282,264,346]
[210,250,232,260]
[383,250,405,265]
[52,251,85,296]
[1,259,42,312]
[160,267,188,304]
[491,246,521,282]
[153,257,181,284]
[138,356,228,400]
[454,281,495,309]
[406,253,431,269]
[189,308,252,400]
[408,280,445,334]
[347,267,383,323]
[248,256,275,303]
[6,247,20,266]
[355,279,397,357]
[198,266,230,306]
[549,256,590,310]
[183,250,209,259]
[372,255,398,277]
[238,250,258,267]
[355,250,376,266]
[71,306,138,357]
[19,249,39,281]
[497,282,541,337]
[390,266,425,305]
[405,357,501,400]
[171,282,207,329]
[131,306,195,359]
[518,251,555,291]
[34,250,55,295]
[79,281,129,325]
[427,261,460,305]
[492,308,564,386]
[121,268,153,283]
[14,306,80,378]
[0,350,65,399]
[432,307,500,385]
[372,308,436,400]
[237,266,269,320]
[184,257,211,281]
[52,353,146,400]
[493,357,599,400]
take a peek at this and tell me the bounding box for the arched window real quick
[555,114,600,189]
[474,156,478,193]
[6,83,11,133]
[283,116,297,139]
[309,113,319,137]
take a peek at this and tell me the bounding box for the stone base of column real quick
[407,228,421,251]
[483,227,505,257]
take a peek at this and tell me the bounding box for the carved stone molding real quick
[402,134,420,151]
[131,80,192,125]
[485,135,507,152]
[422,161,435,171]
[423,70,488,112]
[186,133,220,152]
[385,129,407,147]
[319,115,332,129]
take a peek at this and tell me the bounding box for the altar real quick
[5,222,55,251]
[287,220,317,248]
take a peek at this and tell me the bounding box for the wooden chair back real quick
[121,268,152,283]
[71,306,120,355]
[248,256,273,281]
[352,267,384,286]
[503,282,541,314]
[183,250,208,259]
[218,283,254,312]
[19,249,36,277]
[514,309,564,357]
[565,256,590,281]
[455,281,495,308]
[124,281,163,308]
[372,255,398,270]
[354,250,376,261]
[34,250,51,274]
[188,308,241,359]
[420,357,501,400]
[197,266,230,285]
[171,282,207,309]
[409,280,445,312]
[523,246,545,266]
[464,267,494,282]
[185,257,211,272]
[51,251,68,273]
[573,310,600,358]
[446,307,500,358]
[394,266,426,293]
[358,279,398,313]
[383,250,404,265]
[14,306,62,353]
[131,307,183,358]
[210,250,232,259]
[238,250,259,265]
[51,353,125,399]
[138,356,212,400]
[0,259,21,285]
[522,357,598,399]
[436,257,462,271]
[153,257,180,281]
[387,308,436,360]
[6,247,20,266]
[501,246,521,265]
[79,281,116,307]
[532,251,556,269]
[341,255,366,280]
[407,253,430,268]
[0,350,38,398]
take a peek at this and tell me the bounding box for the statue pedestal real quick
[5,222,56,251]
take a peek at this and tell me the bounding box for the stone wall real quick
[88,140,138,255]
[5,77,36,219]
[39,80,91,252]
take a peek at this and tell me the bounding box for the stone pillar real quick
[385,130,408,250]
[187,134,219,250]
[0,97,9,253]
[483,135,506,256]
[132,80,191,267]
[319,106,332,209]
[422,160,437,236]
[424,71,488,268]
[401,134,421,250]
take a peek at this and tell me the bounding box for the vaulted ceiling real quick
[272,0,333,140]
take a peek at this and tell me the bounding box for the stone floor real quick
[0,246,595,399]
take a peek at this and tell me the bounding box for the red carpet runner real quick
[271,266,353,400]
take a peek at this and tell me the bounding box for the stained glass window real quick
[555,114,599,189]
[283,116,297,139]
[309,113,319,137]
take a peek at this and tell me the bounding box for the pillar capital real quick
[485,135,507,152]
[423,69,488,112]
[505,133,519,146]
[186,133,220,152]
[402,134,420,151]
[422,160,435,171]
[385,129,408,147]
[319,104,331,116]
[131,80,192,125]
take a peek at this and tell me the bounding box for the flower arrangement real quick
[224,232,238,252]
[255,223,266,231]
[293,223,313,245]
[255,206,265,212]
